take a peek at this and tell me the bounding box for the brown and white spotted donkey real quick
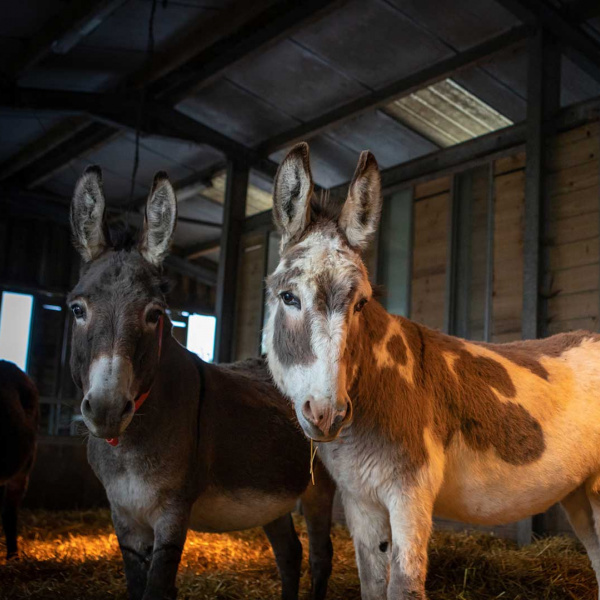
[264,142,600,600]
[68,167,335,600]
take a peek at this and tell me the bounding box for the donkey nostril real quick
[82,398,92,416]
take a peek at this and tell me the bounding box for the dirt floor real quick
[0,509,596,599]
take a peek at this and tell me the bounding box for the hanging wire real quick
[126,0,161,225]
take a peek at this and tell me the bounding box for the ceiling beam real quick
[256,26,530,155]
[0,186,218,286]
[0,87,280,180]
[5,0,128,80]
[163,255,217,286]
[183,238,221,260]
[0,0,340,190]
[495,0,600,82]
[0,115,90,181]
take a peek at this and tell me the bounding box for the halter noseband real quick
[105,315,165,447]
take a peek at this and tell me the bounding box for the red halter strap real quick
[106,315,164,447]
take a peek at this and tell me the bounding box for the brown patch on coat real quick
[387,335,408,365]
[347,302,545,479]
[475,331,600,381]
[272,305,316,367]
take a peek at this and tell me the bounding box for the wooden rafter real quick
[496,0,600,82]
[256,26,531,155]
[6,0,128,80]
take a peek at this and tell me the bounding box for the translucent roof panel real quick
[384,79,513,148]
[200,170,273,217]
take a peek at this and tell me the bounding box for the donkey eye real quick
[146,308,163,324]
[70,304,86,320]
[280,291,301,309]
[354,298,368,313]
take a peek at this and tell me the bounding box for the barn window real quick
[186,314,217,363]
[0,291,34,371]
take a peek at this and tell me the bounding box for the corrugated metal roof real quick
[3,0,600,261]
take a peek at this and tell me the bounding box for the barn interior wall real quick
[234,233,267,361]
[545,121,600,335]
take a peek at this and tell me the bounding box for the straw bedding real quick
[0,509,596,599]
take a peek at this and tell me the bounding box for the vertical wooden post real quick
[484,162,495,343]
[444,175,458,335]
[214,159,248,363]
[518,28,561,546]
[522,29,561,341]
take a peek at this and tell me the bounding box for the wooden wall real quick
[492,152,526,342]
[410,176,450,331]
[546,121,600,334]
[234,233,266,360]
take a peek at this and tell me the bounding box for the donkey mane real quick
[107,224,138,252]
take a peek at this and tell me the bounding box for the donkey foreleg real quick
[143,507,190,600]
[112,510,154,600]
[300,462,336,600]
[343,494,391,600]
[387,490,434,600]
[263,513,303,600]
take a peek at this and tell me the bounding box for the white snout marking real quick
[87,354,134,399]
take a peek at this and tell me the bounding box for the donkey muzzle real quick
[300,396,353,441]
[81,355,135,438]
[81,393,134,438]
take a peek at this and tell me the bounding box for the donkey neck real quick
[346,299,547,476]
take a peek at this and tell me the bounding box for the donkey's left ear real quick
[139,172,177,266]
[338,151,382,250]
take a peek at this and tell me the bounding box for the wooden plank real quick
[548,290,599,321]
[493,155,525,343]
[547,160,599,197]
[548,211,599,244]
[411,191,448,330]
[553,120,600,146]
[234,234,266,360]
[549,238,599,271]
[551,184,600,219]
[547,130,599,172]
[414,177,451,200]
[551,263,599,295]
[548,316,598,334]
[494,152,526,175]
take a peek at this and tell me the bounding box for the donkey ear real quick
[272,142,313,245]
[70,165,108,262]
[139,171,177,266]
[338,151,382,250]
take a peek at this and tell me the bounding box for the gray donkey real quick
[68,166,335,600]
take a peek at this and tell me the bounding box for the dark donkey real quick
[0,360,39,559]
[68,167,335,600]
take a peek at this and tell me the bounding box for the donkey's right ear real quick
[272,142,313,245]
[70,165,108,262]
